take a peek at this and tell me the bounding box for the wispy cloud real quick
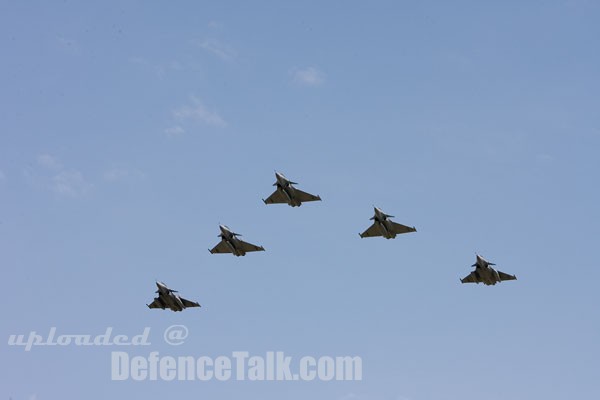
[103,168,146,183]
[154,60,184,78]
[129,57,191,79]
[164,125,185,137]
[52,170,92,197]
[0,170,5,181]
[292,66,325,86]
[38,154,62,170]
[197,38,236,60]
[173,96,227,128]
[208,21,223,30]
[28,154,93,197]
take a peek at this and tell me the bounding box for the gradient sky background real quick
[1,1,599,399]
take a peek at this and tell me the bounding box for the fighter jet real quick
[147,281,200,312]
[460,254,517,285]
[262,171,321,207]
[359,206,416,239]
[209,224,265,257]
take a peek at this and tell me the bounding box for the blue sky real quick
[1,1,599,399]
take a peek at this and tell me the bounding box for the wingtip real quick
[262,199,267,205]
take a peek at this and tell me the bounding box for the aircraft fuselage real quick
[373,212,396,239]
[219,225,246,256]
[275,177,301,207]
[472,265,502,285]
[155,283,185,311]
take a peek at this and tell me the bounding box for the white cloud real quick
[130,57,188,79]
[34,154,91,196]
[154,60,184,78]
[52,170,93,197]
[173,97,227,128]
[197,38,236,60]
[0,170,5,181]
[292,66,325,86]
[208,20,223,29]
[37,154,62,170]
[168,60,183,71]
[164,125,185,137]
[103,168,146,182]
